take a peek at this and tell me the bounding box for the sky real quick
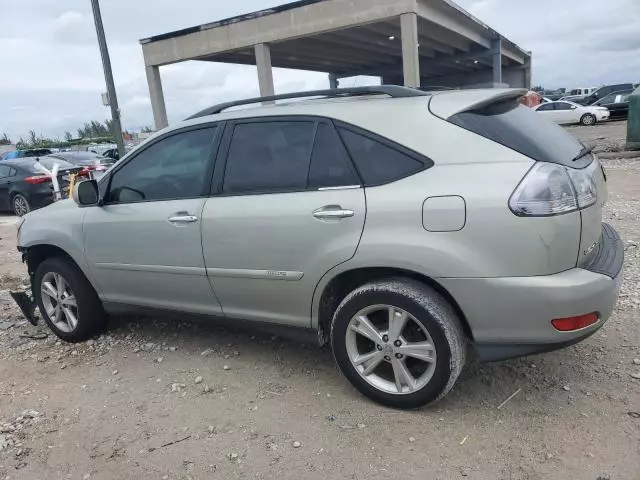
[1,0,639,141]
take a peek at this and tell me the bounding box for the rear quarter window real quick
[337,126,431,186]
[449,100,583,166]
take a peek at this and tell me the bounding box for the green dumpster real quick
[627,85,640,150]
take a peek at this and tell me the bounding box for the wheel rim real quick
[13,196,29,216]
[584,115,594,125]
[345,304,437,395]
[40,272,78,333]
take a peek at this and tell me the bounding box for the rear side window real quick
[308,123,358,189]
[338,127,426,186]
[223,121,314,194]
[449,100,582,166]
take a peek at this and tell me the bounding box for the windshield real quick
[449,100,586,167]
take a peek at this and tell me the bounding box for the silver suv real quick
[17,86,623,408]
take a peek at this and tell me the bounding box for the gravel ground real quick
[0,121,638,480]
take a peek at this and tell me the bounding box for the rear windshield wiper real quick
[571,144,594,162]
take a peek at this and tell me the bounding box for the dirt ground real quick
[0,121,638,480]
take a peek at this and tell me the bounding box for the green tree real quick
[28,129,39,146]
[0,132,11,145]
[64,131,73,142]
[141,126,154,133]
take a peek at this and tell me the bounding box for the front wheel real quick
[34,257,106,342]
[580,113,596,126]
[330,279,466,409]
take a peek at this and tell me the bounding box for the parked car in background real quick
[575,83,635,105]
[569,87,598,97]
[1,148,52,161]
[0,157,83,215]
[592,90,633,119]
[17,86,623,408]
[47,151,111,172]
[101,148,120,162]
[534,100,609,125]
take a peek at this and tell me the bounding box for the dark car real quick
[1,148,53,161]
[574,83,635,105]
[0,157,83,216]
[592,90,633,119]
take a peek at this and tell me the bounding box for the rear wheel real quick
[34,257,106,342]
[330,278,466,409]
[580,113,596,126]
[12,194,30,216]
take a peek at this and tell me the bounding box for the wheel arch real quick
[314,266,474,346]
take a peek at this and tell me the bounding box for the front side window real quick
[0,165,11,178]
[223,121,315,194]
[107,127,216,203]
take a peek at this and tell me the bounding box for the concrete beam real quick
[255,43,275,97]
[141,0,416,67]
[401,13,420,88]
[145,65,168,130]
[418,20,471,52]
[416,1,489,48]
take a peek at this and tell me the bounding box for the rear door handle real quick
[312,205,355,220]
[168,212,198,224]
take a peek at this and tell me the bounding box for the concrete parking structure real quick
[139,0,531,129]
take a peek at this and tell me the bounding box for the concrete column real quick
[400,13,420,88]
[254,43,275,97]
[328,73,339,89]
[491,37,503,86]
[524,60,532,89]
[145,65,168,130]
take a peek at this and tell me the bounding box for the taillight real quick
[24,175,51,185]
[509,162,597,217]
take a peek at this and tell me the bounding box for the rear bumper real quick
[439,223,624,361]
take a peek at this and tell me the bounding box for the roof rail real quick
[186,85,429,119]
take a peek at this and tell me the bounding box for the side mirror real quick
[73,179,100,206]
[571,106,577,109]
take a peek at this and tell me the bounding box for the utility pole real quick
[90,0,125,158]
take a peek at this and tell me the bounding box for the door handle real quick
[168,213,198,224]
[312,205,355,220]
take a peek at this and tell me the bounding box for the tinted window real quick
[338,128,425,186]
[554,102,574,111]
[107,127,216,203]
[0,165,11,178]
[308,123,358,189]
[449,100,583,166]
[223,121,314,194]
[537,103,553,111]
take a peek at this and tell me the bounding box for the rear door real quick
[0,165,13,209]
[201,118,365,327]
[84,125,224,314]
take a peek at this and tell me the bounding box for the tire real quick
[580,113,596,126]
[330,278,466,409]
[34,256,106,342]
[12,193,30,216]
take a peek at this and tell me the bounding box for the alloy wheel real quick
[13,195,29,216]
[40,271,78,333]
[345,304,437,395]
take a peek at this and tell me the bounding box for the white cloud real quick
[0,0,639,140]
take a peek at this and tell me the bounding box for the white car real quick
[535,100,609,126]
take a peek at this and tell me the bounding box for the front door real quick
[84,125,223,315]
[201,119,366,327]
